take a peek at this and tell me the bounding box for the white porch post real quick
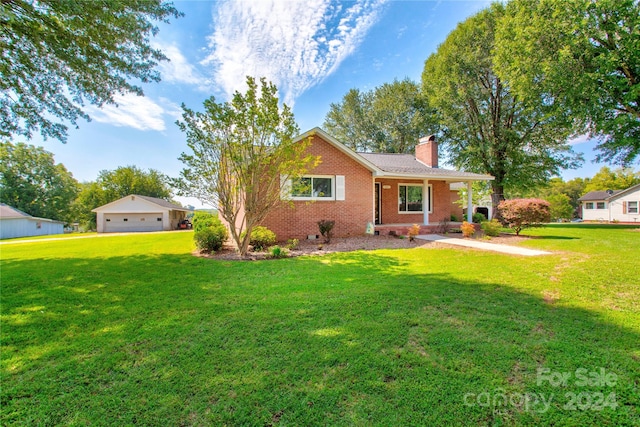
[467,181,473,223]
[423,179,429,225]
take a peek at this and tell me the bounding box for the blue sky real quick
[34,0,612,208]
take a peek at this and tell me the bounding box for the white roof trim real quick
[297,128,382,173]
[607,183,640,201]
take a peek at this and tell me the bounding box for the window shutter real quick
[335,175,345,201]
[622,201,627,214]
[280,175,292,200]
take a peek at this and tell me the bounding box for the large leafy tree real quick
[323,78,433,153]
[1,0,181,142]
[323,89,372,151]
[0,141,79,223]
[176,77,317,256]
[421,3,582,214]
[97,165,172,202]
[495,0,640,165]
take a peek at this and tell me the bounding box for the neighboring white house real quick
[0,203,65,239]
[578,183,640,223]
[92,195,191,233]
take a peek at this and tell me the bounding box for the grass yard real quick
[1,225,639,425]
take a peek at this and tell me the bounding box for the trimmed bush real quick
[192,211,219,233]
[193,212,228,252]
[194,227,227,252]
[498,198,551,236]
[472,212,486,223]
[481,219,502,237]
[244,226,276,251]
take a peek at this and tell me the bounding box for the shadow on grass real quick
[2,251,638,426]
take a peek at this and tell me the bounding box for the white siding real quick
[103,213,164,233]
[581,201,608,221]
[610,189,640,223]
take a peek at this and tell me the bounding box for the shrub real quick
[242,226,277,251]
[481,219,502,237]
[461,221,475,238]
[286,238,299,250]
[268,245,289,259]
[193,212,228,252]
[450,214,458,222]
[194,226,228,252]
[317,219,335,243]
[498,198,551,236]
[192,211,219,233]
[407,224,420,241]
[472,212,486,223]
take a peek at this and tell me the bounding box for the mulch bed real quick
[194,232,532,261]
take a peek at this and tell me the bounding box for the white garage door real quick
[103,213,164,232]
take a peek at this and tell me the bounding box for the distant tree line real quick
[0,141,174,230]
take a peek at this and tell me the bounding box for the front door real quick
[375,183,381,224]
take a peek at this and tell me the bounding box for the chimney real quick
[416,135,438,168]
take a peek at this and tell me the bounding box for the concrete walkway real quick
[416,234,552,256]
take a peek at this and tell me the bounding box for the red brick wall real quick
[260,135,374,241]
[375,178,452,225]
[415,136,438,168]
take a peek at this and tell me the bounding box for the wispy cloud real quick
[155,42,208,88]
[202,0,387,106]
[88,94,179,132]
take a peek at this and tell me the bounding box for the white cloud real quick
[88,94,178,132]
[202,0,387,106]
[568,134,591,145]
[155,42,208,88]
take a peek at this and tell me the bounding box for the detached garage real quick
[93,195,191,233]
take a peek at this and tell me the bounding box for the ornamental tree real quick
[176,76,318,256]
[498,198,551,235]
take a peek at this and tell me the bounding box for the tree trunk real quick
[491,182,505,220]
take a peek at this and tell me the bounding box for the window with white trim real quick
[596,202,606,209]
[585,202,594,209]
[628,201,638,214]
[398,184,431,213]
[292,176,333,198]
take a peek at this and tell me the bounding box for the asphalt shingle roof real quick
[0,203,31,218]
[358,152,491,179]
[135,195,191,211]
[578,190,623,202]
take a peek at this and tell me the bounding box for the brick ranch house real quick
[251,128,493,241]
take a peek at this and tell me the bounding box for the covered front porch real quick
[373,177,478,229]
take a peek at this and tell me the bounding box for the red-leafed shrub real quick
[498,198,551,235]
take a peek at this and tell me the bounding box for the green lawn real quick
[1,225,638,425]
